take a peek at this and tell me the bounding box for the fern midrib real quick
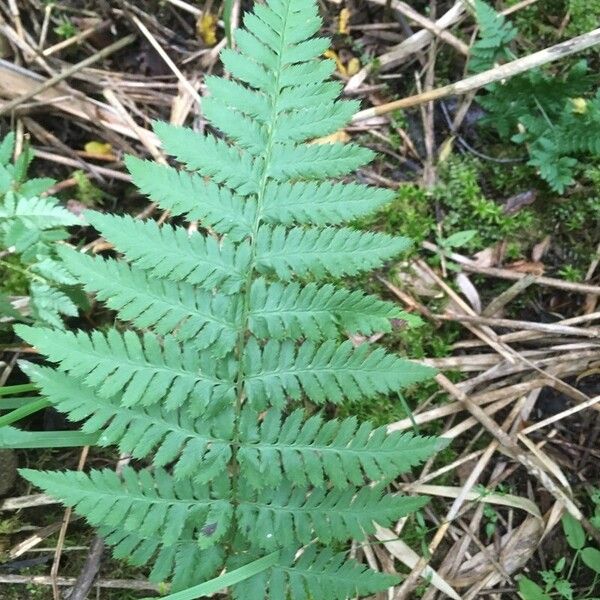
[54,486,218,508]
[228,0,294,546]
[246,439,406,456]
[239,498,382,518]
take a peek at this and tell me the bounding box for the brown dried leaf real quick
[455,273,482,313]
[531,235,552,262]
[502,190,537,215]
[507,260,545,276]
[472,242,506,268]
[448,517,543,588]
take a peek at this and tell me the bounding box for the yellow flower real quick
[571,97,588,114]
[197,13,217,46]
[338,8,351,35]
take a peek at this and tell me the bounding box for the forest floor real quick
[1,0,600,598]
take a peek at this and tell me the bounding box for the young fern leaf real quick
[16,0,446,596]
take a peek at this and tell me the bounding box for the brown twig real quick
[0,34,136,117]
[353,27,600,121]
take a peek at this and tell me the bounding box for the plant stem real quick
[227,0,291,559]
[0,398,50,428]
[0,382,37,396]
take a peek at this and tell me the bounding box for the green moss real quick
[356,183,435,244]
[435,158,536,253]
[566,0,600,36]
[0,255,29,296]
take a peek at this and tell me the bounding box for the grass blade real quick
[145,552,279,600]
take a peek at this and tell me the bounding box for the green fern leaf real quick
[20,467,232,549]
[58,247,239,353]
[87,212,250,294]
[234,545,399,600]
[238,408,443,489]
[255,226,411,279]
[29,283,78,328]
[248,279,404,340]
[238,482,428,550]
[262,181,394,226]
[105,526,224,591]
[244,339,433,407]
[0,132,15,165]
[126,157,256,241]
[23,365,233,481]
[153,121,260,195]
[16,326,234,412]
[469,0,517,73]
[0,194,80,229]
[267,142,374,180]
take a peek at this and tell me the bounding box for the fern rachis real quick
[15,1,445,597]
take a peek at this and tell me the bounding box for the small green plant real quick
[518,513,600,600]
[471,1,600,192]
[469,0,518,74]
[53,17,77,39]
[0,132,81,327]
[72,170,105,206]
[9,1,445,597]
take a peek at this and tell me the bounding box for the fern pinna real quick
[15,1,443,597]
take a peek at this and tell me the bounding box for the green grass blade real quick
[0,398,50,427]
[1,396,42,410]
[0,426,99,448]
[146,552,279,600]
[223,0,234,48]
[0,383,38,396]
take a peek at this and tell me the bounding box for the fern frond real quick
[0,194,80,229]
[233,545,398,600]
[256,226,411,279]
[20,467,232,548]
[29,283,78,328]
[248,279,404,341]
[17,0,443,596]
[238,408,443,489]
[16,326,234,411]
[244,339,433,407]
[469,0,517,73]
[59,248,239,353]
[126,157,256,241]
[24,365,233,481]
[238,482,428,550]
[153,121,260,195]
[87,212,250,294]
[267,142,374,180]
[262,181,394,226]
